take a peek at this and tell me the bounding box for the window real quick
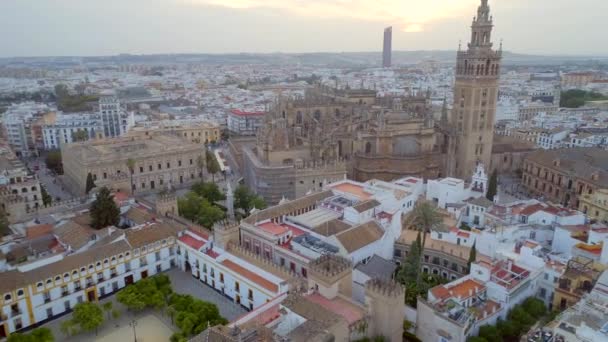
[220,273,224,283]
[235,282,240,292]
[17,289,24,297]
[4,294,11,301]
[248,289,253,300]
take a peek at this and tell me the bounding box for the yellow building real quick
[553,255,605,311]
[579,188,608,222]
[127,120,220,145]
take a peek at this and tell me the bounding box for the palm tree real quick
[126,158,135,194]
[196,155,205,180]
[410,201,442,283]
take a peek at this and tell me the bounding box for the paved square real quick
[165,268,247,321]
[95,314,173,342]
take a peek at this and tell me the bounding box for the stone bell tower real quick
[447,0,502,180]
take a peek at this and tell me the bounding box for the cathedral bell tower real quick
[447,0,501,180]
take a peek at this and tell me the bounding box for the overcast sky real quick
[1,0,606,57]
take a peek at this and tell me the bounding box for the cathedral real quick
[234,0,504,204]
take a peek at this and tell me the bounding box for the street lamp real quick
[129,319,138,342]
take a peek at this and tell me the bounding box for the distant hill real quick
[1,51,607,69]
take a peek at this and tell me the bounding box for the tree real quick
[102,301,113,320]
[41,185,52,205]
[71,130,88,142]
[468,241,477,269]
[205,150,220,182]
[191,182,225,203]
[85,172,96,194]
[0,208,10,236]
[30,328,54,342]
[45,150,63,174]
[196,199,225,228]
[522,297,546,319]
[467,337,488,342]
[71,302,104,335]
[7,328,54,342]
[60,319,77,337]
[497,319,522,341]
[397,232,421,285]
[410,201,442,283]
[478,325,501,342]
[234,185,266,213]
[196,155,205,179]
[89,187,120,229]
[486,169,498,201]
[126,158,136,194]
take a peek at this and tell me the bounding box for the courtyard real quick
[41,269,246,341]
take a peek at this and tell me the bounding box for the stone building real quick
[521,148,608,208]
[126,120,220,145]
[0,148,43,223]
[444,0,502,180]
[62,134,205,195]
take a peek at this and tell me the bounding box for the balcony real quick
[86,281,94,288]
[110,272,117,279]
[61,291,69,297]
[74,285,82,292]
[44,297,51,304]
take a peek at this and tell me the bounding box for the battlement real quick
[309,254,352,279]
[156,191,176,203]
[365,278,404,298]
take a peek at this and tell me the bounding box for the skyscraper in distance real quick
[383,26,392,68]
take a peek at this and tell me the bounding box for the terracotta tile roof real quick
[243,190,334,225]
[0,240,132,294]
[221,259,278,293]
[331,183,372,200]
[314,219,351,237]
[124,207,156,224]
[305,293,365,326]
[446,279,486,300]
[257,221,289,236]
[352,199,380,213]
[335,221,383,253]
[125,223,181,248]
[54,221,98,250]
[25,224,53,239]
[178,235,205,250]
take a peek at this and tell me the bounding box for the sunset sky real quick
[1,0,606,57]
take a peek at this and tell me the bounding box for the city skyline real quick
[1,0,607,58]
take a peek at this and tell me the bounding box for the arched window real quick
[17,289,24,297]
[4,294,11,301]
[296,111,303,124]
[365,142,372,154]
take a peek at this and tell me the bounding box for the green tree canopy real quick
[205,150,221,182]
[410,201,442,283]
[468,241,477,269]
[234,185,266,213]
[560,89,608,108]
[90,187,120,229]
[478,325,501,342]
[71,302,104,334]
[71,130,88,142]
[7,328,54,342]
[177,192,225,228]
[0,208,11,236]
[168,293,227,338]
[117,274,173,312]
[85,172,96,194]
[191,182,225,203]
[45,150,63,174]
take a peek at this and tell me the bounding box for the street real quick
[24,156,75,202]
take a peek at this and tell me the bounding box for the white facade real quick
[42,114,103,149]
[176,230,287,311]
[537,129,570,149]
[99,96,133,138]
[227,110,265,136]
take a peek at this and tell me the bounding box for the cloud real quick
[182,0,479,33]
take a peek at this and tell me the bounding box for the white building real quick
[98,95,134,138]
[42,114,103,149]
[176,230,288,311]
[537,128,571,149]
[426,163,488,210]
[227,109,265,136]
